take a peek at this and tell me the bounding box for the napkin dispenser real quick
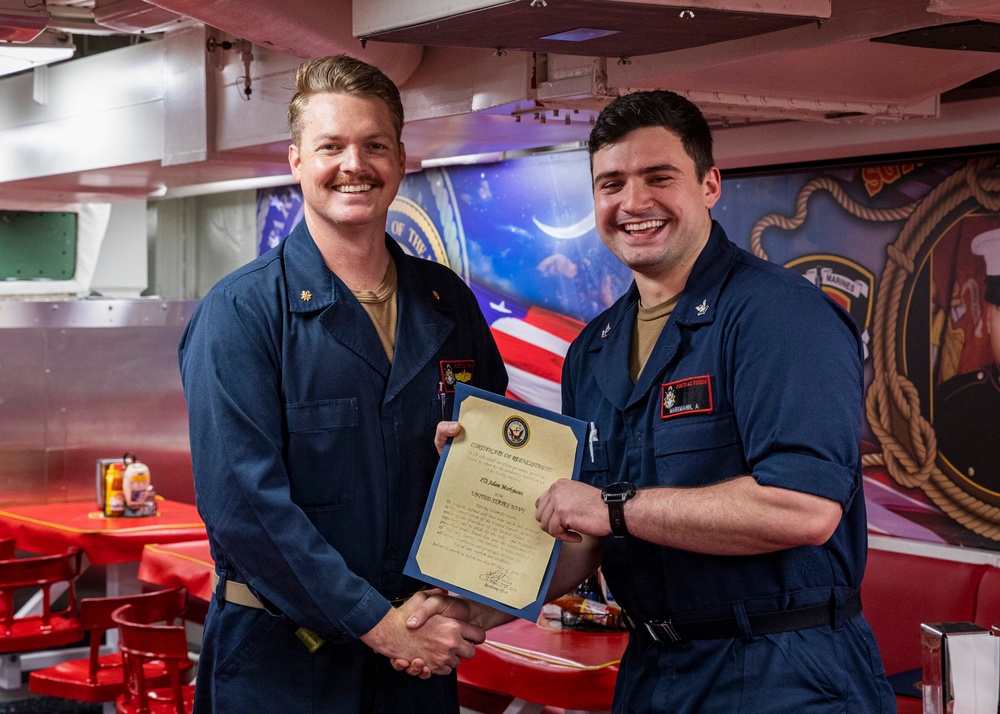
[921,622,999,714]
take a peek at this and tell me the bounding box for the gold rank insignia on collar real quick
[300,290,312,302]
[432,290,440,300]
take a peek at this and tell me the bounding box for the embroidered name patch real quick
[661,375,713,419]
[440,360,474,392]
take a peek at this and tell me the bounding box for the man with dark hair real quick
[410,89,893,712]
[537,89,893,712]
[179,54,507,713]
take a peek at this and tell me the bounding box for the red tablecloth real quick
[138,539,214,601]
[0,499,206,565]
[457,617,627,711]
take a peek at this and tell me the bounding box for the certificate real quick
[404,383,587,621]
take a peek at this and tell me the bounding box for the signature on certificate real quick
[479,568,513,593]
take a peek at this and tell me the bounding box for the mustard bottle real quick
[105,463,125,517]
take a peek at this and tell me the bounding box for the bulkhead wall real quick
[0,299,196,506]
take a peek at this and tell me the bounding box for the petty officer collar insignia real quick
[695,299,709,316]
[300,290,312,302]
[601,323,612,338]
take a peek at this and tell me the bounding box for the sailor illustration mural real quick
[935,228,1000,502]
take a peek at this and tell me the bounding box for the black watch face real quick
[604,482,635,501]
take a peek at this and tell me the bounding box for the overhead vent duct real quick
[353,0,831,58]
[0,1,51,44]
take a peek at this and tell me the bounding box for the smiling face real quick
[288,91,406,241]
[591,126,721,300]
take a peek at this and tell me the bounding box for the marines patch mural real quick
[257,149,1000,550]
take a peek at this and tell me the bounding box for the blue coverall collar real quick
[281,221,456,398]
[585,220,737,409]
[671,220,736,327]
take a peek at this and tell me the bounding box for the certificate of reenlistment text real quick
[404,383,587,621]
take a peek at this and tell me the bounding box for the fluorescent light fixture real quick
[160,174,298,199]
[539,28,620,42]
[0,30,75,78]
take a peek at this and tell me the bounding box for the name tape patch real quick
[661,375,713,420]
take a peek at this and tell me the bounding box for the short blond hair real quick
[287,54,404,147]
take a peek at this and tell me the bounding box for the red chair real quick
[112,602,195,714]
[29,587,192,705]
[0,547,84,654]
[0,539,14,620]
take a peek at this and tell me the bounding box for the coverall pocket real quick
[214,606,286,678]
[285,398,360,506]
[581,439,609,476]
[286,398,358,432]
[652,413,746,487]
[430,394,454,423]
[741,630,847,712]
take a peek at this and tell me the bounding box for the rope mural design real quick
[751,157,1000,540]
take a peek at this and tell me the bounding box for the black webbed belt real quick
[631,591,862,644]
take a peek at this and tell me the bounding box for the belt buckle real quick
[645,619,683,644]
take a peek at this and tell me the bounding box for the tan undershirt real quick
[629,294,680,383]
[353,258,398,362]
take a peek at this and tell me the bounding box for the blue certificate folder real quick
[404,383,587,621]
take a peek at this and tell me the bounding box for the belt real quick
[212,574,427,653]
[629,591,862,644]
[213,575,426,610]
[212,574,326,652]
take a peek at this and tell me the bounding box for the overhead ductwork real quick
[353,0,831,58]
[144,0,423,86]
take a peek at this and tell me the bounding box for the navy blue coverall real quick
[178,221,508,713]
[562,222,894,713]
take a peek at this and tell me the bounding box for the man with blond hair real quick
[180,54,507,713]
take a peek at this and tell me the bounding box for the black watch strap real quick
[608,499,629,537]
[602,482,636,538]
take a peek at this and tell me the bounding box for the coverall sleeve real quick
[179,287,389,642]
[730,282,864,509]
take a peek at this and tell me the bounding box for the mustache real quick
[330,174,383,188]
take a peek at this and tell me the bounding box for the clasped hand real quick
[388,589,485,678]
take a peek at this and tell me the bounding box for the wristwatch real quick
[601,482,637,537]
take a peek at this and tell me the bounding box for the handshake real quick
[362,588,504,679]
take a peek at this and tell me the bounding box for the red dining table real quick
[0,498,205,567]
[458,616,626,714]
[0,498,206,688]
[138,538,214,602]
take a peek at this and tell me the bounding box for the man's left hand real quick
[536,478,610,542]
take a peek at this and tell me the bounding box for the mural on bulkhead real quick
[257,149,1000,550]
